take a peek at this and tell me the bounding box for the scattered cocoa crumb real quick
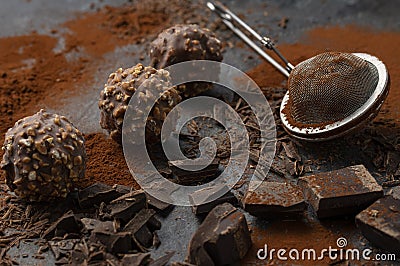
[278,16,289,29]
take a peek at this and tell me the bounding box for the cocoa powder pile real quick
[0,0,214,188]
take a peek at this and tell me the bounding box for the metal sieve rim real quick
[279,53,389,141]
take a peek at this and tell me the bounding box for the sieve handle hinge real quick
[207,1,294,76]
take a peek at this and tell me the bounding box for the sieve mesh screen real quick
[286,52,379,126]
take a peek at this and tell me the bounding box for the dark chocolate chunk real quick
[146,193,174,217]
[121,253,152,265]
[93,220,116,233]
[88,251,104,262]
[356,194,400,254]
[78,183,130,209]
[147,215,162,232]
[108,190,146,223]
[42,210,82,239]
[186,203,252,265]
[69,249,86,265]
[123,208,158,248]
[168,159,220,185]
[0,109,86,201]
[98,63,181,144]
[90,230,133,254]
[242,181,306,218]
[282,141,301,162]
[171,262,196,266]
[299,165,383,218]
[189,185,238,215]
[149,251,175,266]
[80,218,101,232]
[49,239,80,259]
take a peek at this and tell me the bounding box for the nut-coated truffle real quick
[0,109,86,202]
[150,24,223,69]
[149,24,223,97]
[98,63,182,144]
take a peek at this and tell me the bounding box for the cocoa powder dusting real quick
[0,1,203,187]
[0,34,84,135]
[0,1,399,264]
[0,3,399,200]
[79,133,140,189]
[62,4,169,56]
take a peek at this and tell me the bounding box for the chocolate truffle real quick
[98,63,181,144]
[149,24,223,97]
[0,109,86,201]
[150,24,223,69]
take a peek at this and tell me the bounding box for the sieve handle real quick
[207,1,294,77]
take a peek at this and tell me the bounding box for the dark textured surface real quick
[1,0,399,264]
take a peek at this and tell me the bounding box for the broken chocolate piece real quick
[81,218,116,233]
[242,181,306,218]
[168,159,220,185]
[186,203,252,265]
[146,193,174,217]
[147,215,162,232]
[81,218,100,232]
[123,208,159,248]
[49,239,80,259]
[42,210,82,239]
[78,183,130,209]
[299,165,383,218]
[282,141,301,162]
[189,185,238,215]
[90,230,133,254]
[356,194,400,254]
[108,190,146,223]
[70,249,86,265]
[88,251,104,262]
[121,253,152,265]
[171,262,196,266]
[150,251,176,266]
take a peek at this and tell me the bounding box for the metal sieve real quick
[207,1,390,141]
